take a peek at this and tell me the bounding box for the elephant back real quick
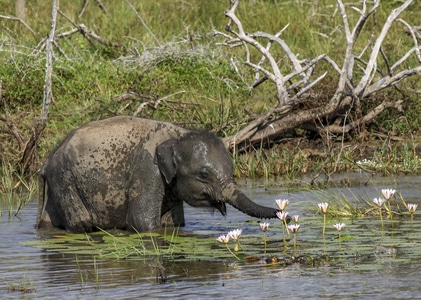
[47,116,188,166]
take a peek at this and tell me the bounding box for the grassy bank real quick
[1,0,421,194]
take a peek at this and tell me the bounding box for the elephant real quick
[36,116,284,233]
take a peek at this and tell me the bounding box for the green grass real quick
[1,0,420,192]
[1,162,36,216]
[4,274,36,294]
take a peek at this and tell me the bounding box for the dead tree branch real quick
[354,0,413,96]
[18,0,58,176]
[57,9,120,48]
[0,14,40,39]
[30,9,120,57]
[215,0,420,150]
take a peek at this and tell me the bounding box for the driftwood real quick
[215,0,421,151]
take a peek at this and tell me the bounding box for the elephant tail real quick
[35,169,47,228]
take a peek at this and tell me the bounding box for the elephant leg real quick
[126,187,162,231]
[37,210,53,228]
[46,180,93,232]
[63,194,94,232]
[161,201,185,228]
[126,159,163,231]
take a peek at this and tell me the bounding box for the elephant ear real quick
[155,139,178,184]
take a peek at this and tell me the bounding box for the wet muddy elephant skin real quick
[36,116,281,233]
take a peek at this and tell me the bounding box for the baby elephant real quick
[36,116,281,233]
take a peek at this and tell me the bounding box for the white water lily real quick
[333,223,346,249]
[259,222,270,232]
[276,211,289,221]
[333,223,346,231]
[293,215,300,223]
[259,222,270,254]
[216,233,240,260]
[407,203,418,214]
[288,224,300,233]
[373,198,386,229]
[228,229,243,252]
[318,202,329,214]
[373,198,386,207]
[381,188,397,225]
[381,188,396,201]
[216,234,230,244]
[288,223,300,254]
[228,228,243,240]
[318,202,329,237]
[275,199,289,210]
[407,203,418,228]
[277,210,290,242]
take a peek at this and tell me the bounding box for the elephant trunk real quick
[223,183,279,219]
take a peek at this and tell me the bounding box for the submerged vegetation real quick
[4,275,36,294]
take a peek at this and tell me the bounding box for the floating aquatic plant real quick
[24,186,421,268]
[407,203,418,215]
[276,198,290,230]
[216,229,244,260]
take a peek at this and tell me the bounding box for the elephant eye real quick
[198,168,210,181]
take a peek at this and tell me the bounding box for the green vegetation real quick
[3,274,36,294]
[1,0,420,195]
[1,161,35,216]
[23,187,420,267]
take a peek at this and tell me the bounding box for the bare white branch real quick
[40,0,58,124]
[397,18,421,62]
[250,32,303,73]
[217,0,419,149]
[291,72,327,101]
[363,66,421,97]
[224,2,289,105]
[355,0,414,95]
[255,24,289,83]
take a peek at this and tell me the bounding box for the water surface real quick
[1,173,420,299]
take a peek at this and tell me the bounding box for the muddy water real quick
[1,173,421,299]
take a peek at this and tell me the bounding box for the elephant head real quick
[155,131,281,220]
